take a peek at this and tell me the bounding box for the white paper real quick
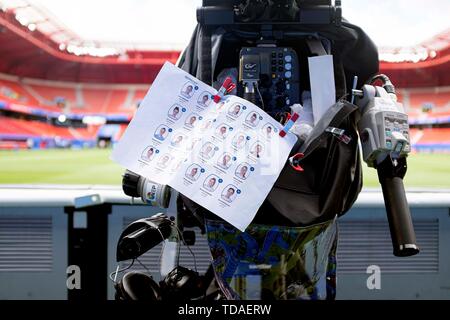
[308,55,336,125]
[111,62,297,231]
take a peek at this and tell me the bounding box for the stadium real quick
[0,0,449,303]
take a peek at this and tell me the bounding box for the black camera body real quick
[114,0,418,302]
[197,0,342,26]
[239,46,300,113]
[116,213,173,262]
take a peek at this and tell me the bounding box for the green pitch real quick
[0,149,123,185]
[0,149,449,188]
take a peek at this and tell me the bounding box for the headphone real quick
[160,266,202,299]
[114,266,202,301]
[114,214,204,300]
[114,271,162,301]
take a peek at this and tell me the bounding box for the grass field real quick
[0,149,449,188]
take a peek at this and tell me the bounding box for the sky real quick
[27,0,450,49]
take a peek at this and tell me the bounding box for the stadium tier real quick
[409,91,450,110]
[398,88,450,118]
[1,85,449,151]
[2,74,449,118]
[0,78,41,107]
[0,115,127,150]
[410,128,450,152]
[0,74,146,116]
[1,74,450,151]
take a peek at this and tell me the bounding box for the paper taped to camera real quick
[111,62,297,231]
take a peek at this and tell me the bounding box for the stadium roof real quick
[2,0,449,55]
[0,0,195,55]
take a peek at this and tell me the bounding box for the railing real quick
[0,185,449,300]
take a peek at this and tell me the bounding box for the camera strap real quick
[306,38,328,56]
[199,26,213,85]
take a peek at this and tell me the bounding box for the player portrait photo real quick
[245,111,260,127]
[200,119,213,132]
[228,103,243,118]
[180,81,195,98]
[154,125,170,141]
[199,142,216,159]
[203,174,220,192]
[221,185,238,203]
[250,142,264,158]
[197,91,212,107]
[185,164,202,181]
[216,152,233,170]
[170,134,186,148]
[235,162,251,180]
[157,154,172,169]
[168,104,183,120]
[232,132,247,149]
[261,123,275,140]
[141,145,156,162]
[185,113,199,128]
[215,123,230,139]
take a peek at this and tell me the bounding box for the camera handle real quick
[376,156,419,257]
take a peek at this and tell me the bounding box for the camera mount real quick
[197,0,342,26]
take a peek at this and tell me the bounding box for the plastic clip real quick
[289,153,304,172]
[213,77,236,103]
[325,126,351,144]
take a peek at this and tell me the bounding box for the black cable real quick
[172,222,198,272]
[109,259,135,283]
[136,257,152,276]
[370,74,396,96]
[255,83,265,110]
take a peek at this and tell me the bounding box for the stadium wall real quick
[0,186,449,300]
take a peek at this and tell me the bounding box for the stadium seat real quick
[0,117,98,140]
[1,77,140,116]
[27,83,77,108]
[0,78,40,106]
[409,91,450,111]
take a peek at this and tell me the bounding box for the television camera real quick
[114,0,419,301]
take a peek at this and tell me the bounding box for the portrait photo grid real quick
[111,62,297,231]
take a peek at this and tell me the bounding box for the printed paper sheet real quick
[111,62,297,231]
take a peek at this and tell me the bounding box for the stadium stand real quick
[398,88,450,118]
[0,116,98,139]
[0,115,102,150]
[0,77,40,106]
[2,79,449,151]
[409,127,450,152]
[0,73,147,115]
[0,4,449,151]
[409,91,450,110]
[26,83,77,108]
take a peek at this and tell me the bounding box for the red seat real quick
[0,117,98,139]
[414,128,450,144]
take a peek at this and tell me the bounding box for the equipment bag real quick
[177,20,377,227]
[265,100,361,226]
[174,4,378,300]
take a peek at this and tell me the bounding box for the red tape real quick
[213,77,235,103]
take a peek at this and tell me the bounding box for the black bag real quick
[264,100,362,226]
[177,19,378,228]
